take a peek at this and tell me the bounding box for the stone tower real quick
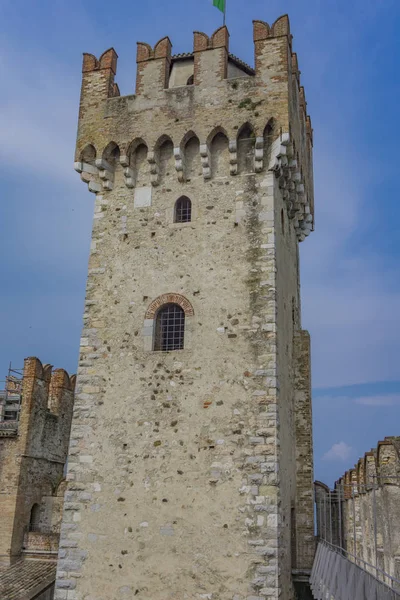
[56,14,315,600]
[0,357,75,567]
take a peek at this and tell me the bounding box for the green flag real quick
[213,0,225,13]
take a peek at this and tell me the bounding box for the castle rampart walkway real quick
[310,540,400,600]
[313,439,400,599]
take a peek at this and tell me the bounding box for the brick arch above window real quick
[145,293,194,319]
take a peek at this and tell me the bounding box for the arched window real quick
[29,504,41,532]
[154,304,185,351]
[237,123,255,174]
[184,135,200,180]
[174,196,192,223]
[210,131,229,177]
[158,138,174,181]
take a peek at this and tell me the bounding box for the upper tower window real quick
[174,196,192,223]
[210,131,229,177]
[154,304,185,351]
[237,123,255,174]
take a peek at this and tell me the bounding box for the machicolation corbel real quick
[254,137,264,173]
[199,144,211,180]
[268,132,312,240]
[174,147,185,183]
[120,154,135,189]
[95,158,115,191]
[229,140,238,176]
[148,151,159,186]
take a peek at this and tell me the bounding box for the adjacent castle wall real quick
[56,15,314,600]
[0,358,75,565]
[315,437,400,582]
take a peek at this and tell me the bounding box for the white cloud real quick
[354,394,400,406]
[323,442,353,462]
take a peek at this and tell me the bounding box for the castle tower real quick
[56,15,315,600]
[0,357,75,566]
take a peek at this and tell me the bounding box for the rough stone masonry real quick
[55,14,315,600]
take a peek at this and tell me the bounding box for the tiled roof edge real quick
[171,52,255,75]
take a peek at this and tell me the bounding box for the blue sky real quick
[0,0,399,486]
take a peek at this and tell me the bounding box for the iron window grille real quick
[154,304,185,351]
[174,197,192,223]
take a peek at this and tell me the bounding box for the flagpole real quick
[223,0,226,26]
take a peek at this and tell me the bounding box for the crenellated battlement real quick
[74,15,314,241]
[334,437,400,495]
[315,438,400,576]
[20,357,75,417]
[82,48,118,75]
[253,14,290,40]
[0,357,75,448]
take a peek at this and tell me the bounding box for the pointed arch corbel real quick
[74,144,102,194]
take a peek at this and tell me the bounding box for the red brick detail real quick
[253,15,290,42]
[80,49,119,104]
[42,364,53,383]
[82,49,118,74]
[211,26,229,50]
[193,28,228,85]
[82,53,99,73]
[193,32,210,52]
[253,20,271,42]
[154,37,172,59]
[23,358,74,390]
[51,369,73,392]
[136,42,153,63]
[99,49,118,74]
[145,294,194,319]
[135,39,171,95]
[24,357,46,380]
[271,15,290,37]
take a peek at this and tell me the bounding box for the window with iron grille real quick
[174,196,192,223]
[154,304,185,351]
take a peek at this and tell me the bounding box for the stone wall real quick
[315,437,400,582]
[0,358,75,565]
[33,584,55,600]
[56,14,315,600]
